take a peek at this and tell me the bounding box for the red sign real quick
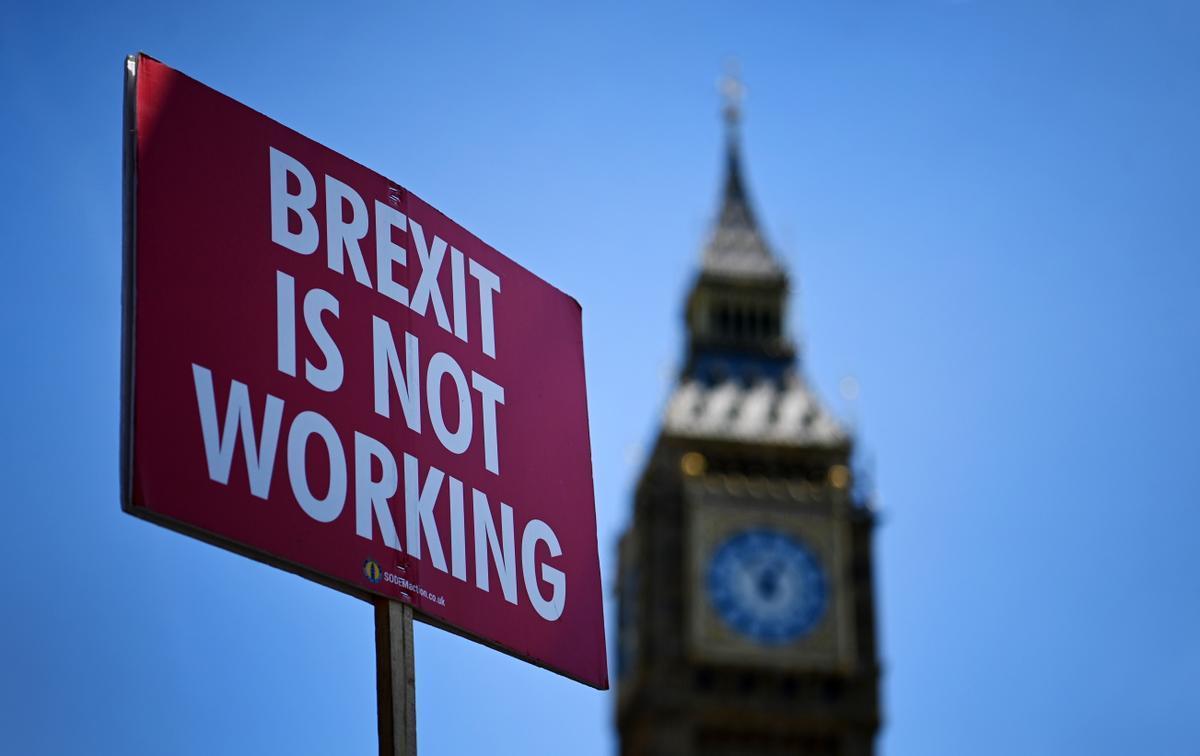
[121,54,607,689]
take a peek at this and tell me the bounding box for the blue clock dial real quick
[706,529,827,644]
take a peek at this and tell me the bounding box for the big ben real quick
[615,78,882,755]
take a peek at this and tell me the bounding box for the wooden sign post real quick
[375,600,417,756]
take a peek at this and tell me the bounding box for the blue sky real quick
[3,1,1199,754]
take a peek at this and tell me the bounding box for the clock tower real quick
[615,82,882,755]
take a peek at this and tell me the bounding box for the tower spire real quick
[682,65,795,382]
[701,63,783,279]
[718,61,748,211]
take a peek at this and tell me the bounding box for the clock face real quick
[706,529,827,644]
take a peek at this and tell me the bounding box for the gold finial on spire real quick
[719,59,745,125]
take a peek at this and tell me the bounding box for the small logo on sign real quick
[363,559,382,584]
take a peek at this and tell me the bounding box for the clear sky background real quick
[3,1,1199,754]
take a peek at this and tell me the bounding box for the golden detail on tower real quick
[680,451,707,477]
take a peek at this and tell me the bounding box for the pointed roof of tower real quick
[661,68,847,449]
[700,71,786,280]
